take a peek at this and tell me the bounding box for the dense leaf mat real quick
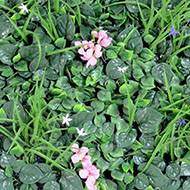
[1,0,190,189]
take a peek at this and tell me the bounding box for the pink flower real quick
[71,143,100,190]
[86,177,98,190]
[71,144,89,164]
[79,164,100,179]
[79,165,100,190]
[81,155,92,168]
[92,30,112,48]
[78,43,102,68]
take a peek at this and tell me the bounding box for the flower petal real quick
[89,165,100,179]
[94,45,102,58]
[100,37,112,48]
[74,41,82,46]
[85,176,96,190]
[80,147,89,154]
[80,56,88,61]
[82,155,92,168]
[79,169,89,179]
[78,48,85,55]
[71,144,79,152]
[98,30,107,39]
[71,154,80,164]
[86,57,97,67]
[91,31,98,37]
[85,48,93,59]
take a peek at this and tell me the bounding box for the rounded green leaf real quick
[115,129,137,148]
[19,164,43,184]
[151,63,173,84]
[166,163,180,179]
[106,58,126,79]
[59,170,83,190]
[44,181,60,190]
[135,173,149,189]
[183,179,190,190]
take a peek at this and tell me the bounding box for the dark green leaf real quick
[19,164,43,184]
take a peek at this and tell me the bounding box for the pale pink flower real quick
[86,177,98,190]
[78,43,102,68]
[71,144,89,164]
[79,165,100,190]
[79,165,99,180]
[81,155,92,168]
[92,30,112,48]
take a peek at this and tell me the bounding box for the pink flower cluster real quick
[75,30,112,67]
[71,144,100,190]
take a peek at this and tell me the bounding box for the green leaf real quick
[10,144,24,157]
[80,4,95,17]
[0,169,6,182]
[166,163,180,179]
[119,80,139,96]
[0,108,6,119]
[0,41,17,65]
[166,179,181,190]
[0,177,14,190]
[71,111,94,127]
[115,129,137,148]
[105,180,118,190]
[36,163,56,184]
[136,107,163,134]
[124,173,134,185]
[106,104,119,116]
[0,15,13,38]
[97,90,112,102]
[140,75,155,90]
[20,184,37,190]
[181,162,190,176]
[145,164,170,188]
[111,170,125,181]
[106,49,118,59]
[132,62,144,80]
[57,14,75,40]
[151,63,174,84]
[134,173,149,189]
[44,181,60,190]
[91,100,104,113]
[19,164,43,184]
[106,58,127,79]
[14,61,28,72]
[183,179,190,190]
[59,170,83,190]
[140,48,155,61]
[1,66,14,77]
[11,160,26,173]
[97,158,110,173]
[0,152,16,168]
[117,25,143,54]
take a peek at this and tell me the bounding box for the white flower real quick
[62,114,72,126]
[18,3,29,14]
[118,66,128,73]
[76,128,87,136]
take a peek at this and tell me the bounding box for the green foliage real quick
[0,0,190,189]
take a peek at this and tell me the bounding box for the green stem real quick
[48,46,79,55]
[103,1,149,9]
[27,149,66,170]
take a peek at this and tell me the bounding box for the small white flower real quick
[118,66,128,73]
[18,3,29,14]
[76,128,87,136]
[62,114,72,126]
